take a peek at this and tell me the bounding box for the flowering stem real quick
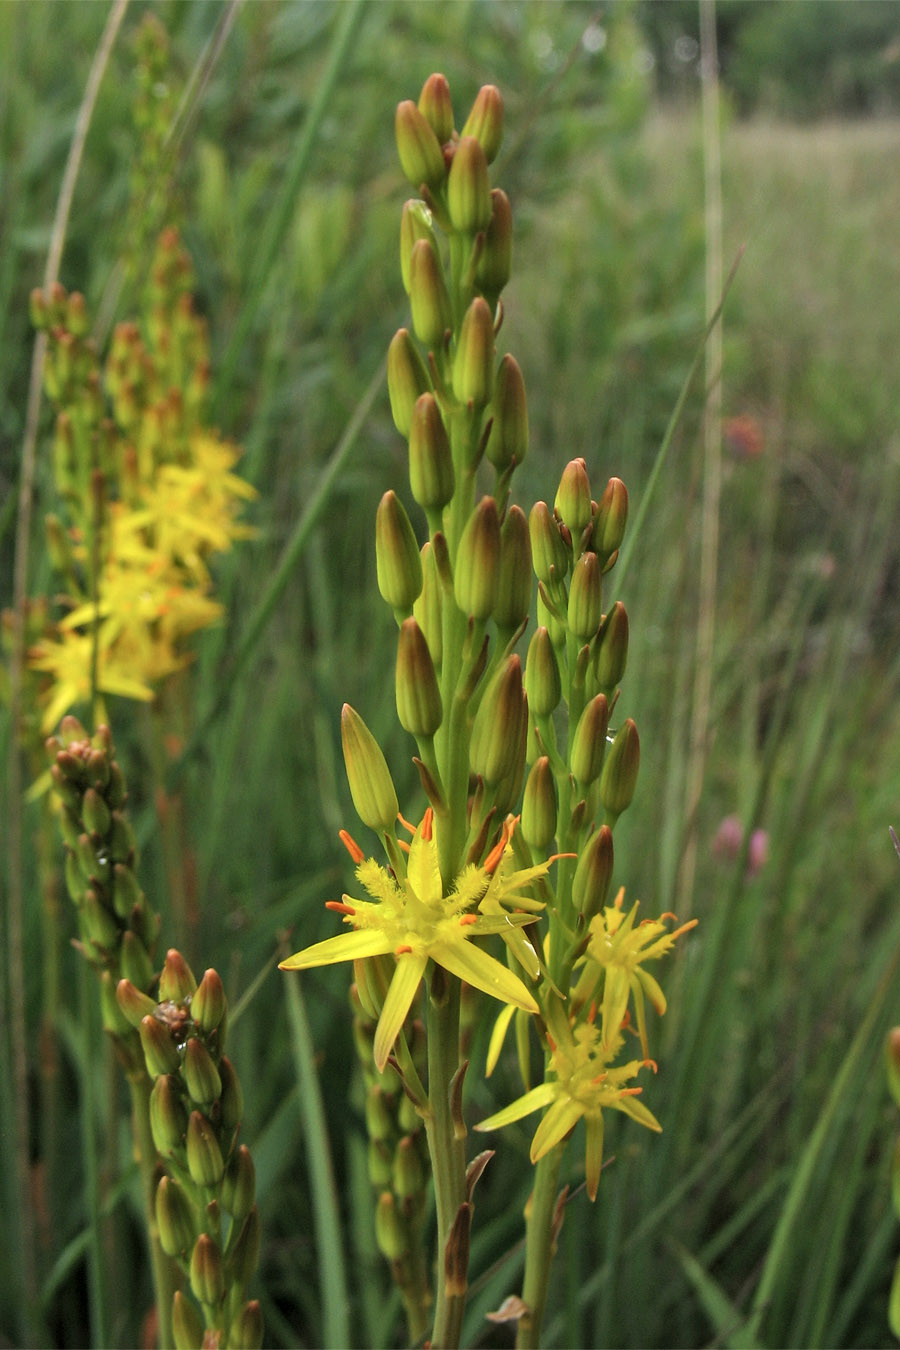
[517,1139,565,1350]
[424,973,467,1348]
[127,1072,176,1350]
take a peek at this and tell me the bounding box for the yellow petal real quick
[476,1083,555,1133]
[279,929,392,970]
[374,951,428,1071]
[437,940,538,1013]
[531,1095,583,1162]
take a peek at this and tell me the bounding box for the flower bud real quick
[156,1176,196,1259]
[395,99,446,189]
[230,1206,261,1287]
[191,968,227,1035]
[108,811,136,864]
[400,199,437,294]
[116,977,158,1028]
[600,719,640,822]
[447,136,492,233]
[376,490,423,614]
[172,1290,205,1350]
[189,1232,225,1307]
[218,1055,244,1135]
[140,1014,181,1078]
[222,1144,256,1226]
[476,189,513,300]
[570,694,610,785]
[572,825,614,920]
[375,1191,408,1261]
[470,655,525,785]
[106,760,126,810]
[341,704,399,833]
[494,506,532,632]
[182,1036,223,1108]
[413,542,443,668]
[409,394,454,513]
[485,353,527,470]
[524,627,561,718]
[149,1074,188,1155]
[159,948,197,1002]
[521,757,558,851]
[396,618,442,737]
[112,863,143,921]
[537,586,566,649]
[365,1084,394,1143]
[567,552,603,640]
[462,83,504,163]
[387,328,431,438]
[100,971,132,1037]
[82,889,119,952]
[452,296,494,408]
[186,1110,224,1188]
[76,832,108,885]
[418,72,454,144]
[232,1300,264,1350]
[454,497,500,619]
[393,1133,426,1204]
[81,787,111,840]
[368,1138,393,1189]
[595,601,629,690]
[409,239,451,349]
[529,501,569,586]
[592,477,629,564]
[554,458,593,536]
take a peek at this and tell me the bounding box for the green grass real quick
[2,3,900,1346]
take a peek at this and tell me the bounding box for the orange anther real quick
[395,944,413,955]
[339,829,365,863]
[459,914,479,926]
[326,900,356,915]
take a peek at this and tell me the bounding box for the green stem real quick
[517,1141,565,1350]
[127,1072,177,1350]
[424,977,468,1349]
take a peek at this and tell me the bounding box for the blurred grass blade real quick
[670,1239,761,1349]
[284,969,351,1349]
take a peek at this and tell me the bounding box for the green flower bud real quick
[156,1175,196,1259]
[409,393,454,513]
[395,99,446,190]
[461,83,504,163]
[470,655,525,785]
[112,863,143,921]
[60,714,89,748]
[521,756,558,851]
[140,1015,181,1078]
[182,1036,223,1108]
[341,704,399,833]
[454,497,500,619]
[116,977,157,1028]
[476,188,513,300]
[393,1133,425,1204]
[159,948,197,1002]
[376,490,423,614]
[571,825,614,920]
[592,476,629,564]
[485,353,527,470]
[368,1138,393,1189]
[189,1232,225,1307]
[396,618,443,737]
[222,1145,256,1226]
[191,968,227,1035]
[555,458,593,536]
[172,1290,205,1350]
[65,850,86,904]
[82,786,111,838]
[418,72,454,144]
[108,811,136,864]
[537,585,566,649]
[100,971,132,1037]
[375,1191,408,1262]
[409,238,451,349]
[495,505,532,630]
[76,832,109,885]
[365,1085,394,1144]
[567,552,603,639]
[447,136,492,233]
[149,1074,188,1155]
[595,601,629,690]
[106,760,127,810]
[452,296,494,408]
[229,1206,261,1288]
[58,803,81,850]
[570,694,610,786]
[529,501,569,586]
[218,1055,244,1135]
[186,1110,224,1188]
[387,328,432,438]
[82,889,119,953]
[600,719,640,822]
[232,1300,264,1350]
[400,199,437,294]
[525,627,562,717]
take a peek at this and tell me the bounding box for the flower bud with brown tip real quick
[452,297,495,408]
[387,328,431,438]
[461,83,504,162]
[410,239,451,350]
[600,719,640,823]
[495,505,532,630]
[567,552,603,640]
[376,490,423,614]
[570,694,610,786]
[395,99,446,190]
[454,497,500,619]
[340,704,400,834]
[409,394,454,514]
[396,618,443,737]
[447,136,492,233]
[555,458,593,536]
[522,757,558,851]
[418,72,454,144]
[572,825,614,920]
[470,655,525,785]
[485,352,527,470]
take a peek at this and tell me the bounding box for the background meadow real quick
[2,1,900,1345]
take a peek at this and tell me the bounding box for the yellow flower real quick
[476,996,660,1200]
[574,887,697,1056]
[29,629,155,732]
[280,810,543,1071]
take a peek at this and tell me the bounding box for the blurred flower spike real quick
[280,810,562,1071]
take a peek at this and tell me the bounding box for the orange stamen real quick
[397,812,417,836]
[422,807,434,840]
[326,900,356,915]
[644,1059,658,1073]
[459,914,479,926]
[395,944,413,955]
[339,829,365,863]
